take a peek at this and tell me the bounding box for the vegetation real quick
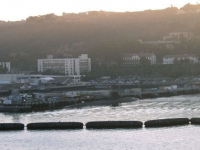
[83,63,198,80]
[0,3,200,79]
[0,65,8,73]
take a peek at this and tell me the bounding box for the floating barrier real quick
[27,122,83,130]
[0,123,24,130]
[190,118,200,125]
[85,121,143,129]
[144,118,189,127]
[5,117,200,131]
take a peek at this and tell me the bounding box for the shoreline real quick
[0,87,199,113]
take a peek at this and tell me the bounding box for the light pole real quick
[118,76,120,92]
[0,86,2,98]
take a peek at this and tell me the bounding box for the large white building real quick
[123,53,156,66]
[163,32,194,42]
[163,54,198,64]
[38,54,91,75]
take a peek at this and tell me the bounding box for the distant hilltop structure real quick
[177,3,200,14]
[163,54,198,64]
[163,32,194,41]
[139,32,194,46]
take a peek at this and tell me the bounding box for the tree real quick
[180,58,190,65]
[140,57,150,66]
[0,65,8,74]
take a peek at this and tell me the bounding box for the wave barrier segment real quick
[2,118,200,131]
[190,118,200,124]
[26,122,83,130]
[85,121,143,129]
[144,118,190,127]
[0,123,24,130]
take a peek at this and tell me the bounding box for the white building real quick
[163,32,194,41]
[0,62,10,72]
[163,54,198,64]
[38,54,91,75]
[139,32,193,46]
[139,39,180,45]
[123,53,156,66]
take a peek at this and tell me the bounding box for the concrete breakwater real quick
[66,97,138,108]
[0,96,139,113]
[132,88,200,99]
[1,118,200,130]
[65,88,200,109]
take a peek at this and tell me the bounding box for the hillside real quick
[0,3,200,73]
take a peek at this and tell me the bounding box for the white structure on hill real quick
[37,54,91,75]
[123,53,156,66]
[163,54,198,64]
[163,32,194,41]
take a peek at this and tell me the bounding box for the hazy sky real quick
[0,0,199,21]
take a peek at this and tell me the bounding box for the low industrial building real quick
[0,74,83,86]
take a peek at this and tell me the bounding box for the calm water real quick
[1,94,200,150]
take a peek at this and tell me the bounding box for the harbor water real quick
[1,94,200,150]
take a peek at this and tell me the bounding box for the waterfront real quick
[1,94,200,149]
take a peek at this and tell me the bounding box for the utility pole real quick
[0,86,2,98]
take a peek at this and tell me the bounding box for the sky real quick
[0,0,200,21]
